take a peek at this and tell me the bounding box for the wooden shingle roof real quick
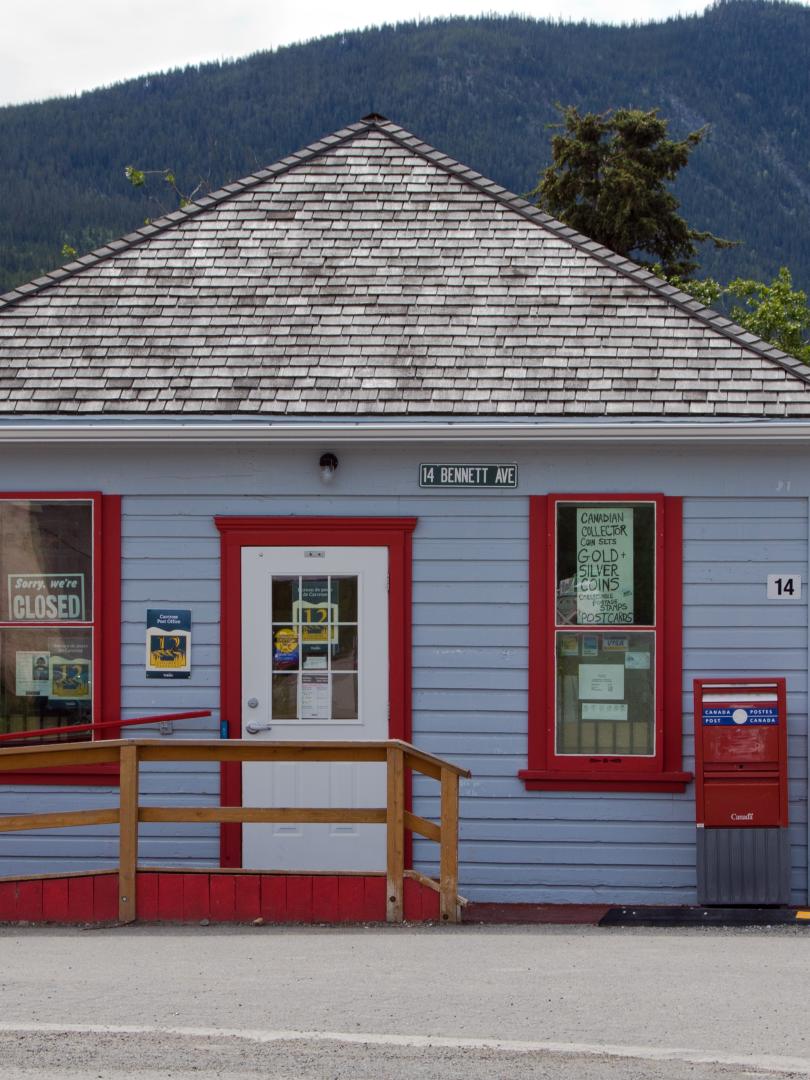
[1,115,809,418]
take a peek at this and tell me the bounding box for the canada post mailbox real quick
[694,678,790,905]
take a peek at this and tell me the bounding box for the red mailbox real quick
[694,677,788,828]
[694,677,790,904]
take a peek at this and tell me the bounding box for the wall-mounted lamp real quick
[319,452,339,484]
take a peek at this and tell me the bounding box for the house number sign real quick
[766,574,802,600]
[419,463,518,488]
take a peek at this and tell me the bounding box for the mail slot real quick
[702,778,781,828]
[694,678,790,904]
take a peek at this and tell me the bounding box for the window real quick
[0,493,120,783]
[271,574,360,721]
[519,494,690,792]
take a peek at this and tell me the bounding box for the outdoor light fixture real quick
[319,452,339,484]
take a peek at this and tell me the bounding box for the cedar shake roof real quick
[1,114,809,418]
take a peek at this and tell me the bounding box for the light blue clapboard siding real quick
[0,445,808,905]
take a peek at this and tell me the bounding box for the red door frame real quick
[215,516,417,867]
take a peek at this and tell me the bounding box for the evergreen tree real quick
[531,106,733,278]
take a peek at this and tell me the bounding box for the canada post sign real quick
[419,463,518,488]
[702,706,779,726]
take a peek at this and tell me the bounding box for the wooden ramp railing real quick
[0,738,470,925]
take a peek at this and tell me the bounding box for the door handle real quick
[246,721,273,735]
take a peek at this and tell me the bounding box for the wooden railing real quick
[0,738,470,924]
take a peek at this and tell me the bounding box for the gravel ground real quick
[0,923,808,1079]
[1,1030,808,1080]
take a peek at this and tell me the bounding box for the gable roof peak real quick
[0,113,808,394]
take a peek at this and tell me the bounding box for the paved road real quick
[0,923,808,1078]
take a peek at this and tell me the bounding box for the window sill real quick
[518,769,693,793]
[0,764,120,787]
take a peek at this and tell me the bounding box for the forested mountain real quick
[2,0,809,293]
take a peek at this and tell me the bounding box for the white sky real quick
[0,0,720,107]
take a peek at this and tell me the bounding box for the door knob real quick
[247,698,259,708]
[246,721,273,735]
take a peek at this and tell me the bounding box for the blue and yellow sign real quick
[146,609,191,679]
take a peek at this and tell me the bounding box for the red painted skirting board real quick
[0,872,441,924]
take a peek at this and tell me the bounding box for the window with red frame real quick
[0,494,119,752]
[519,494,690,793]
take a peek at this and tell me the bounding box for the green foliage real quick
[125,165,207,214]
[124,165,146,188]
[668,268,810,363]
[727,268,810,362]
[665,273,723,308]
[1,2,810,291]
[532,106,732,277]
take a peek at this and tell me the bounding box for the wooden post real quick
[118,743,139,924]
[439,767,460,923]
[386,745,405,923]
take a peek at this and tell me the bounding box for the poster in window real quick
[578,663,625,701]
[559,634,579,657]
[50,655,90,700]
[575,508,634,624]
[582,635,599,657]
[625,650,651,670]
[301,673,330,719]
[292,579,338,643]
[7,572,86,622]
[582,702,629,721]
[273,627,299,669]
[146,609,191,679]
[15,650,52,696]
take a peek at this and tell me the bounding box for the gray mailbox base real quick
[697,827,791,905]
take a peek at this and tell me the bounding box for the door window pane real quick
[271,577,297,623]
[0,627,92,741]
[302,642,329,670]
[0,501,93,622]
[331,626,358,671]
[555,631,655,756]
[331,577,357,622]
[332,674,358,720]
[270,574,360,721]
[556,504,655,626]
[272,674,298,720]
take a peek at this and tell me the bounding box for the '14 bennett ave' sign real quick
[419,463,518,488]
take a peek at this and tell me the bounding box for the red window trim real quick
[518,493,691,793]
[215,515,417,868]
[1,493,121,786]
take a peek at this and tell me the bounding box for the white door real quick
[241,546,388,871]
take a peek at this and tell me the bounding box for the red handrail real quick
[0,710,212,745]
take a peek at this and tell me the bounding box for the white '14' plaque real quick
[767,574,802,600]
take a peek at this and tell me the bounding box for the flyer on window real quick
[301,673,330,719]
[292,579,338,644]
[15,650,52,696]
[146,609,191,679]
[50,655,90,700]
[575,507,634,624]
[578,663,625,701]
